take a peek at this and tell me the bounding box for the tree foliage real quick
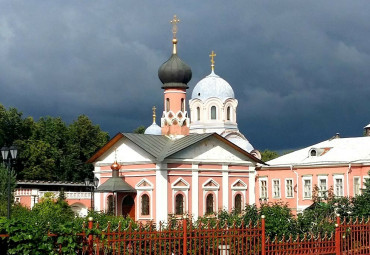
[260,149,279,162]
[133,125,146,134]
[0,104,109,182]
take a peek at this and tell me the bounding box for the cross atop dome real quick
[209,50,216,72]
[170,15,180,39]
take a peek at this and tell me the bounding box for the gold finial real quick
[209,50,216,72]
[152,106,156,123]
[170,15,180,54]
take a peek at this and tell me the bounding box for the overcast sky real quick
[1,1,370,151]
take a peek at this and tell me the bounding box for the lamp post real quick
[1,145,18,219]
[85,177,99,211]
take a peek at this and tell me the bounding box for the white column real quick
[222,165,228,210]
[156,163,168,225]
[191,164,199,219]
[249,166,256,205]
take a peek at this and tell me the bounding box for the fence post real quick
[88,217,94,255]
[261,215,266,255]
[335,215,341,255]
[183,218,187,255]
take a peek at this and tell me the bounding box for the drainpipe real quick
[346,163,351,197]
[291,165,299,213]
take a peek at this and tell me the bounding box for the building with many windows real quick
[257,131,370,213]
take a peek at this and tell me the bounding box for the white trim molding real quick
[136,178,154,220]
[285,178,294,199]
[171,178,190,214]
[231,179,247,209]
[202,178,220,215]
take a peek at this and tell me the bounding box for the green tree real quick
[0,105,34,147]
[351,171,370,217]
[17,139,56,180]
[260,149,279,162]
[65,115,109,181]
[259,202,296,238]
[133,125,146,134]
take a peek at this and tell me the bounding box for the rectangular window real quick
[259,179,268,199]
[285,179,293,198]
[273,179,280,198]
[354,177,361,196]
[303,177,312,199]
[334,177,344,197]
[318,176,328,198]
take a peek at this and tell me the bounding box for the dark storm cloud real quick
[0,0,370,151]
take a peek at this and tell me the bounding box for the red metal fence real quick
[85,219,262,255]
[83,216,369,255]
[2,216,370,254]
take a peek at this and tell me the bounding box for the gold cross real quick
[209,50,216,71]
[170,15,180,39]
[152,106,156,123]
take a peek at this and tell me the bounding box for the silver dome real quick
[144,123,162,135]
[191,71,234,102]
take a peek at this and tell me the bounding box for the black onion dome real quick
[158,54,192,89]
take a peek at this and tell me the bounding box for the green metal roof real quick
[95,177,136,193]
[123,133,213,161]
[88,132,264,165]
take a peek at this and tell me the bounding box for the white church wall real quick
[169,137,253,164]
[95,138,154,166]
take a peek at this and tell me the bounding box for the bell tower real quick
[158,15,192,136]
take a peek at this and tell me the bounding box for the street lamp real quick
[84,177,99,211]
[1,145,18,219]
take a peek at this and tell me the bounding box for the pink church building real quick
[14,16,370,222]
[87,17,263,225]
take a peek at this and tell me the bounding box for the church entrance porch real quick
[121,194,135,219]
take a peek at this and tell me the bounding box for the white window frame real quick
[259,177,268,199]
[285,178,294,198]
[302,176,312,199]
[317,176,328,198]
[353,176,361,196]
[231,179,247,209]
[210,106,217,120]
[171,178,190,215]
[135,178,154,220]
[272,179,281,199]
[202,179,220,215]
[333,175,344,197]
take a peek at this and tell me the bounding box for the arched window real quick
[141,194,149,215]
[166,98,170,112]
[175,194,184,215]
[197,107,200,121]
[227,106,231,121]
[211,106,216,120]
[234,194,242,213]
[107,195,114,215]
[206,194,214,214]
[181,98,185,112]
